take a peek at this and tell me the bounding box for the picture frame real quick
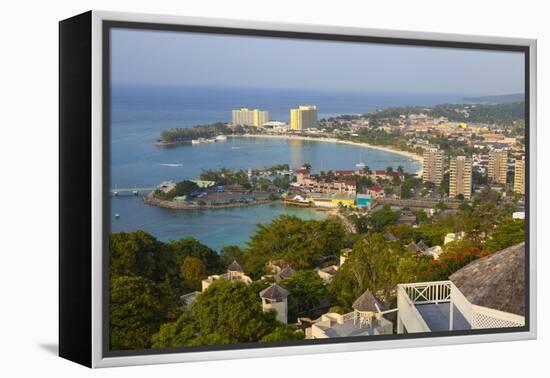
[59,10,537,368]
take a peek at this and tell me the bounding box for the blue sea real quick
[110,85,457,250]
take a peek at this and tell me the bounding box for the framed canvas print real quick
[59,10,537,368]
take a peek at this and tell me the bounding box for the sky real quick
[111,28,525,96]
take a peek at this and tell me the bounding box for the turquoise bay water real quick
[110,86,446,251]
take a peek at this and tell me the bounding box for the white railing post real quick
[449,301,454,331]
[435,284,439,305]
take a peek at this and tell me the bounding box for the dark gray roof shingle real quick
[450,242,525,316]
[352,289,380,312]
[227,260,244,272]
[260,284,290,299]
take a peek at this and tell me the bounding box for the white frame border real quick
[90,10,537,368]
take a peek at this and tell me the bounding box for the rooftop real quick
[260,284,290,300]
[352,290,380,312]
[450,242,525,316]
[227,260,244,273]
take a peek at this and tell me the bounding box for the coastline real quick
[231,134,424,175]
[143,192,278,210]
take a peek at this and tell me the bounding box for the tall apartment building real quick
[422,147,444,185]
[449,156,472,199]
[488,149,508,185]
[232,108,269,127]
[290,105,318,130]
[514,156,525,195]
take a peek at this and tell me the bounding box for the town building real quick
[309,193,356,208]
[397,208,417,226]
[259,284,289,324]
[449,156,472,199]
[262,120,289,132]
[366,184,385,199]
[355,194,373,209]
[488,149,508,185]
[396,242,525,333]
[514,156,525,195]
[201,260,252,291]
[444,232,465,245]
[290,105,318,130]
[422,147,444,185]
[231,108,269,127]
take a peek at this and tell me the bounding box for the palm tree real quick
[397,165,404,174]
[362,166,372,175]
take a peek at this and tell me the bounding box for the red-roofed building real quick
[374,170,388,179]
[366,184,385,199]
[335,170,355,176]
[294,167,311,185]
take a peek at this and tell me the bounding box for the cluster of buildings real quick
[422,146,525,198]
[285,166,379,209]
[181,241,526,340]
[231,105,318,131]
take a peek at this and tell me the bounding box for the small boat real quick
[159,163,183,167]
[114,213,120,219]
[284,195,312,207]
[215,135,227,141]
[356,152,366,168]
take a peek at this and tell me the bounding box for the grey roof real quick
[417,241,429,252]
[276,265,295,280]
[384,232,398,241]
[407,242,422,253]
[450,242,525,316]
[260,283,290,299]
[352,289,380,312]
[227,260,244,272]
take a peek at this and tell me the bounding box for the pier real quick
[110,187,155,196]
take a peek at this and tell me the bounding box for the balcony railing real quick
[397,280,525,333]
[397,282,451,333]
[401,281,452,305]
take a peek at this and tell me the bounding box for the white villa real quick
[315,265,339,283]
[397,242,525,333]
[307,289,393,339]
[201,260,252,291]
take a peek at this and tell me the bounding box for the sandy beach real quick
[231,134,424,175]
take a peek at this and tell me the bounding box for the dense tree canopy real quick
[180,256,206,292]
[367,206,400,232]
[244,215,345,276]
[329,234,404,307]
[110,276,166,350]
[152,280,298,348]
[283,270,331,322]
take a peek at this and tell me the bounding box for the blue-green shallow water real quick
[111,199,326,252]
[110,86,446,250]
